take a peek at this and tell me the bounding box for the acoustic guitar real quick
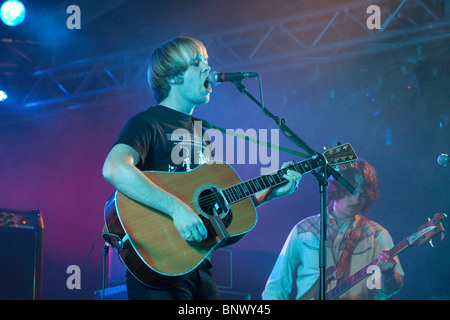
[103,143,357,288]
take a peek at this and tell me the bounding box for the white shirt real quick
[262,211,404,300]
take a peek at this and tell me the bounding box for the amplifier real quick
[0,208,44,300]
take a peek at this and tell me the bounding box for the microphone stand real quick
[232,80,356,300]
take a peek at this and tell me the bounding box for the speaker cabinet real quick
[0,208,44,300]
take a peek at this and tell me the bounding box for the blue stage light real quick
[0,90,8,102]
[0,0,26,26]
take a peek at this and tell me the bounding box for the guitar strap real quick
[333,214,369,280]
[192,117,309,158]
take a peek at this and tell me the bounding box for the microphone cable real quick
[86,231,111,300]
[101,243,110,300]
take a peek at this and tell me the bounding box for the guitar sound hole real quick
[198,188,227,217]
[196,188,232,240]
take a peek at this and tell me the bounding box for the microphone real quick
[437,153,448,167]
[209,71,258,86]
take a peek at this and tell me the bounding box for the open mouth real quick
[203,77,212,91]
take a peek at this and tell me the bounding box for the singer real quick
[102,36,302,300]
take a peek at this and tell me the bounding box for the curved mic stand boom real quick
[232,79,356,300]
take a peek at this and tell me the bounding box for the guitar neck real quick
[222,158,320,204]
[220,143,358,204]
[326,238,410,300]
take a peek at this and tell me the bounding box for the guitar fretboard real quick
[326,238,409,300]
[221,158,321,204]
[220,142,357,205]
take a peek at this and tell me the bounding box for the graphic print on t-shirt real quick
[114,106,213,173]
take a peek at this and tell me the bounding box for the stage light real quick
[0,90,7,102]
[0,0,26,26]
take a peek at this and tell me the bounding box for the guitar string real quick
[191,147,355,209]
[172,150,355,214]
[327,238,408,299]
[191,157,324,208]
[191,163,302,209]
[190,166,292,209]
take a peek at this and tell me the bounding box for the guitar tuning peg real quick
[337,141,342,146]
[323,146,327,151]
[429,239,434,248]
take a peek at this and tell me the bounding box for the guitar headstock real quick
[408,213,447,246]
[323,143,358,166]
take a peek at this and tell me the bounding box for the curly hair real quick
[327,159,379,213]
[148,36,208,103]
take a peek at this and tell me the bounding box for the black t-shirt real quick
[114,105,212,172]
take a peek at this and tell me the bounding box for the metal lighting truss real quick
[19,0,450,108]
[21,49,152,108]
[203,0,449,71]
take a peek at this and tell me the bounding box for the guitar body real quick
[104,161,257,288]
[103,143,360,288]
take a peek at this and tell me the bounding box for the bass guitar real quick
[299,212,446,299]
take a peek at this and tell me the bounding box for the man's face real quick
[177,55,212,106]
[333,173,368,219]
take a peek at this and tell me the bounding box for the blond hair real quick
[148,37,208,103]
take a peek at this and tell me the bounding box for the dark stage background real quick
[1,0,449,300]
